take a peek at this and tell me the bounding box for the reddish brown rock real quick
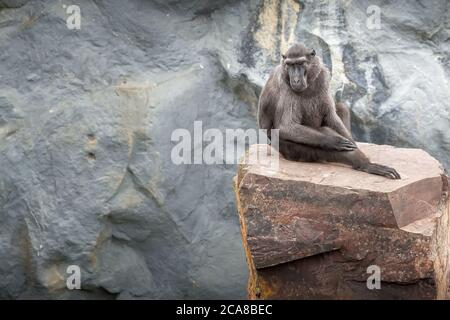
[234,143,450,300]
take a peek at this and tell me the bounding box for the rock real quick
[235,144,450,299]
[0,0,253,299]
[0,0,29,8]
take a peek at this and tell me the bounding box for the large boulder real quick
[235,144,450,299]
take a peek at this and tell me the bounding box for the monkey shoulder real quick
[262,65,281,85]
[260,67,284,105]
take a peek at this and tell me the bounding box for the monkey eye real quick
[311,49,316,56]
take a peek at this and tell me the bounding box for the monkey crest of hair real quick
[258,43,401,179]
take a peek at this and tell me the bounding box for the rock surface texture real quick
[235,144,450,299]
[0,0,449,298]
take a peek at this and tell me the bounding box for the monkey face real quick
[285,62,308,92]
[282,44,317,93]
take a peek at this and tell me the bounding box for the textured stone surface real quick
[235,144,450,299]
[0,0,29,8]
[0,0,449,299]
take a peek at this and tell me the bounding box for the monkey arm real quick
[279,123,325,146]
[257,85,275,139]
[279,123,356,151]
[258,104,273,132]
[323,105,354,141]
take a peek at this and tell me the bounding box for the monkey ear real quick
[311,49,316,57]
[282,54,286,60]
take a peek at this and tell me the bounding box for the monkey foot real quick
[362,163,401,180]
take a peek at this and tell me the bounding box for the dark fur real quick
[258,44,400,179]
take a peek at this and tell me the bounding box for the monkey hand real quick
[362,163,401,180]
[321,135,357,151]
